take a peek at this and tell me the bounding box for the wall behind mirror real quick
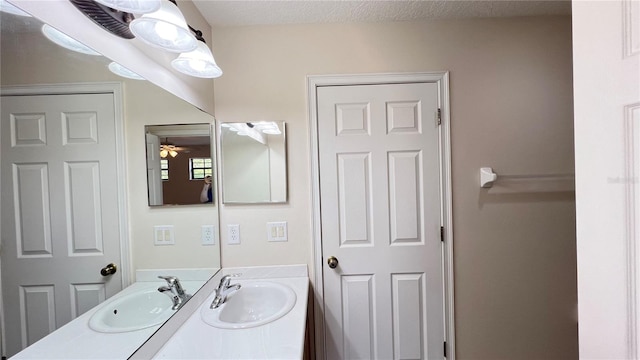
[220,121,287,203]
[145,124,215,206]
[0,7,220,357]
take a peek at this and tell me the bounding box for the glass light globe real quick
[171,41,223,78]
[108,62,145,80]
[0,0,30,16]
[41,24,101,56]
[93,0,161,14]
[129,0,196,53]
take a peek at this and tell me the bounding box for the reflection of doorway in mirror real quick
[145,124,213,206]
[1,90,126,357]
[161,144,212,205]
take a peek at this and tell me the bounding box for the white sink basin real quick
[200,281,296,329]
[89,289,175,333]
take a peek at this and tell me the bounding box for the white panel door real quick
[317,82,444,359]
[1,93,123,357]
[573,0,640,357]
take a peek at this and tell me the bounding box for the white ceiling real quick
[193,0,571,28]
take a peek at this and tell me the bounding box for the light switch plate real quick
[154,225,175,245]
[267,221,288,242]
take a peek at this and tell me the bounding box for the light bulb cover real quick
[160,149,168,158]
[0,0,31,16]
[108,62,145,80]
[93,0,160,14]
[171,41,223,78]
[129,1,196,53]
[41,24,101,56]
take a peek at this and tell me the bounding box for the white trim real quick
[0,82,132,288]
[307,72,455,360]
[625,102,640,359]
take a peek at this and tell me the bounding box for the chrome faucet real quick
[158,275,191,310]
[210,274,241,309]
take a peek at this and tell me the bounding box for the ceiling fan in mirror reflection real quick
[160,144,179,158]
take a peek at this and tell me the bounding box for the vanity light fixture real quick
[228,123,266,144]
[92,0,161,14]
[171,39,222,78]
[41,24,102,56]
[69,0,135,39]
[252,121,281,135]
[108,62,145,80]
[129,0,197,53]
[0,0,31,17]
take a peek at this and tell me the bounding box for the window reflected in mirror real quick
[145,123,214,206]
[220,121,287,204]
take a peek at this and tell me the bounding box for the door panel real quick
[1,93,123,357]
[318,82,444,359]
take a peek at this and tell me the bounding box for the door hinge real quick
[440,226,444,242]
[437,108,442,126]
[444,341,447,358]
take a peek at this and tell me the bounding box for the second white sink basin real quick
[89,289,175,333]
[200,281,296,329]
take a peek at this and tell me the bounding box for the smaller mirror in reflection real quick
[220,121,287,204]
[145,124,214,206]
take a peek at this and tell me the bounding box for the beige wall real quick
[211,16,577,359]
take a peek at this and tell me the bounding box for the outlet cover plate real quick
[201,225,216,245]
[228,224,240,245]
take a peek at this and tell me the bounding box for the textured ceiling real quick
[193,0,572,28]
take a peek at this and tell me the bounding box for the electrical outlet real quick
[201,225,216,245]
[228,224,240,245]
[154,225,175,245]
[267,221,288,242]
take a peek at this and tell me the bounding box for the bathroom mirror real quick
[0,8,220,359]
[145,124,215,206]
[220,121,288,204]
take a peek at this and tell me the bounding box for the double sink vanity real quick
[14,266,309,359]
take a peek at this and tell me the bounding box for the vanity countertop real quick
[12,269,212,360]
[151,265,309,360]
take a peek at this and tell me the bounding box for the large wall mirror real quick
[0,7,220,359]
[145,124,215,206]
[220,121,288,204]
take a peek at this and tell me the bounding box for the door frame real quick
[0,82,131,354]
[308,72,455,359]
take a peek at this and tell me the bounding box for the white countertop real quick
[12,269,212,360]
[151,266,309,360]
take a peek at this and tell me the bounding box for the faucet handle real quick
[219,273,242,288]
[158,275,177,285]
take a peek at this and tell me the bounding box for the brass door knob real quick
[100,263,117,276]
[327,256,339,269]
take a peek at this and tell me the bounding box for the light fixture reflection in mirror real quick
[145,123,215,206]
[220,121,287,204]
